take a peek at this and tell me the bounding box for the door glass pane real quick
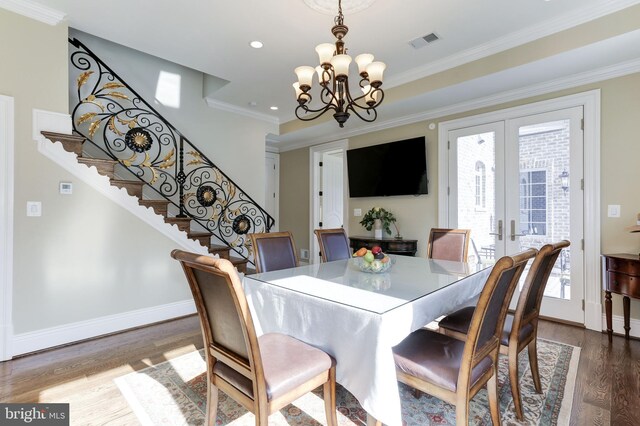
[518,120,571,300]
[456,132,496,264]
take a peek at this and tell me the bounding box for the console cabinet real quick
[602,253,640,342]
[349,236,418,257]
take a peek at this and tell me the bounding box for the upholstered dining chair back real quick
[249,231,299,273]
[427,228,472,262]
[314,228,351,262]
[518,241,570,320]
[466,248,536,359]
[171,249,338,426]
[172,250,259,380]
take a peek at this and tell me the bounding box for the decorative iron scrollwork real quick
[232,215,252,235]
[68,37,274,265]
[125,127,153,153]
[196,185,217,207]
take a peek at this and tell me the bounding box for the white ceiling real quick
[15,0,640,146]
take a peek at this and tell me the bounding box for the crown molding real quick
[277,58,640,152]
[385,0,640,89]
[204,97,280,125]
[0,0,66,25]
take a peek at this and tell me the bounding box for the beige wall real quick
[2,9,192,334]
[279,72,640,321]
[1,9,263,337]
[279,148,310,252]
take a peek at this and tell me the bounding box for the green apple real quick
[364,251,375,263]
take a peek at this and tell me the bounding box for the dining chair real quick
[427,228,472,262]
[438,240,569,420]
[392,248,536,426]
[314,228,351,262]
[171,250,338,426]
[249,231,299,273]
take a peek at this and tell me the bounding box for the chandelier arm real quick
[342,78,385,112]
[346,103,378,122]
[295,103,334,121]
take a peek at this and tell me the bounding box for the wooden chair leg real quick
[455,398,469,426]
[255,410,269,426]
[487,371,500,426]
[323,367,338,426]
[412,388,422,399]
[205,381,219,426]
[528,338,542,393]
[366,413,383,426]
[508,346,524,420]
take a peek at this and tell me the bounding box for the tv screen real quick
[347,137,428,197]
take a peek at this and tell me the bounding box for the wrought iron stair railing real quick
[68,37,274,265]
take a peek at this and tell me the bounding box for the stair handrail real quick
[68,37,274,264]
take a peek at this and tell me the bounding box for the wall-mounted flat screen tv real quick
[347,137,428,197]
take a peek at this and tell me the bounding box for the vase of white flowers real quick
[360,207,396,239]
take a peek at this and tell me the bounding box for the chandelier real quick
[293,0,386,128]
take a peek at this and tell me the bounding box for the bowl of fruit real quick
[350,246,392,273]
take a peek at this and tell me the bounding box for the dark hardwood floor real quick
[1,316,638,425]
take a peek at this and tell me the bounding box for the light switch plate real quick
[608,204,621,218]
[27,201,42,217]
[354,208,362,217]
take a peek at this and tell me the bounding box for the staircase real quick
[40,130,250,273]
[58,37,275,271]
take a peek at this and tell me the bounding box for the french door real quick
[447,106,584,323]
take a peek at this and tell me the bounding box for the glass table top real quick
[245,255,491,314]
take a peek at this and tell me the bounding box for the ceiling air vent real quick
[409,32,440,49]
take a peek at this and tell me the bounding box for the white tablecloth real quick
[243,263,490,426]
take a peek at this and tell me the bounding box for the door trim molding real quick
[438,89,601,330]
[309,139,348,264]
[0,95,15,361]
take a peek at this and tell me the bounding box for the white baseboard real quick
[602,313,640,339]
[11,299,196,357]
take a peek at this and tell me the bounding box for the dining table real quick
[243,255,492,426]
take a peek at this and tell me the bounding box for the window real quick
[475,161,486,209]
[519,170,547,235]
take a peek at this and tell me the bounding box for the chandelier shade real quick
[293,0,385,127]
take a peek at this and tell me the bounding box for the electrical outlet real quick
[354,208,362,217]
[300,249,309,260]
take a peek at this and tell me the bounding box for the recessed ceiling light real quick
[250,40,263,49]
[270,106,279,110]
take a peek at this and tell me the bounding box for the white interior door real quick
[447,107,584,324]
[310,140,347,264]
[321,151,344,230]
[264,153,279,231]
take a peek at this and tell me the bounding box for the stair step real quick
[110,179,144,198]
[188,232,212,247]
[41,131,85,156]
[209,244,230,259]
[138,199,170,216]
[165,216,191,232]
[230,257,249,274]
[77,157,118,179]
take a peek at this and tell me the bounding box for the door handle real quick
[489,220,503,241]
[510,220,525,241]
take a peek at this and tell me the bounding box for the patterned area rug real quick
[115,339,578,425]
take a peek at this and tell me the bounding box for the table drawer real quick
[607,271,640,297]
[607,257,640,276]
